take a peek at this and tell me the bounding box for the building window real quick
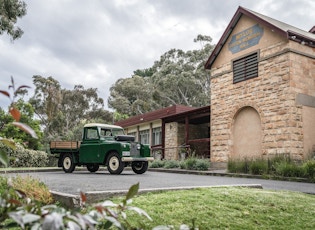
[152,127,162,145]
[233,52,258,83]
[139,130,149,144]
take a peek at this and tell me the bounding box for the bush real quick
[249,159,268,175]
[181,157,210,171]
[303,160,315,179]
[164,160,180,169]
[150,160,165,168]
[0,141,53,168]
[228,159,249,173]
[274,161,305,178]
[11,175,54,204]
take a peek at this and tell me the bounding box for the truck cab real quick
[50,123,153,174]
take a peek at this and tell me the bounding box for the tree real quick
[108,75,159,116]
[108,34,215,115]
[151,35,214,108]
[59,85,105,138]
[0,99,42,149]
[29,75,62,138]
[0,0,27,40]
[29,76,109,140]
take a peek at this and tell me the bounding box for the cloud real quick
[0,0,314,111]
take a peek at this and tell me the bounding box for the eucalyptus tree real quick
[29,76,107,140]
[108,75,159,116]
[0,0,27,40]
[60,85,105,137]
[150,35,214,108]
[29,75,62,138]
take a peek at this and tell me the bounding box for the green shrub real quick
[181,157,210,171]
[228,159,249,173]
[194,159,210,171]
[0,141,52,168]
[303,160,315,179]
[150,160,165,168]
[274,161,305,177]
[249,159,268,175]
[183,157,197,170]
[164,160,180,169]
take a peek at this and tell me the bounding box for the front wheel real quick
[131,161,148,174]
[107,152,124,174]
[87,164,99,173]
[62,153,75,173]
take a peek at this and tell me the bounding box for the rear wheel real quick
[131,161,148,174]
[107,152,124,174]
[87,164,99,173]
[62,153,75,173]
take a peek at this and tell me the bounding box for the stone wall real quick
[164,122,179,160]
[210,41,313,163]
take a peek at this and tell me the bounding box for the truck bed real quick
[50,141,80,153]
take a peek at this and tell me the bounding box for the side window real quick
[100,129,112,137]
[233,52,258,84]
[86,128,99,139]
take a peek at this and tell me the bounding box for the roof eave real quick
[205,6,289,70]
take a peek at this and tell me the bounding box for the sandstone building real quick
[115,6,315,168]
[205,6,315,167]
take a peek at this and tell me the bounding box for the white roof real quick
[84,123,123,129]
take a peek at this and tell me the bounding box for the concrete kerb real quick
[50,184,264,208]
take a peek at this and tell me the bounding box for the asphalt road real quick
[6,168,315,195]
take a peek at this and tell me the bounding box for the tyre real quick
[131,161,148,174]
[87,164,99,173]
[62,153,75,173]
[107,152,124,174]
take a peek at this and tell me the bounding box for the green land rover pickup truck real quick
[50,123,153,175]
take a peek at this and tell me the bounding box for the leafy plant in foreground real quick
[2,183,152,229]
[0,77,37,167]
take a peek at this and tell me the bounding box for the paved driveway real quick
[6,168,315,195]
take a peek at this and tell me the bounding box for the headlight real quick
[137,144,141,150]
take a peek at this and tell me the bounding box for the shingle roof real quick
[205,6,315,69]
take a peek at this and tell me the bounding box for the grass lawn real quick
[116,187,315,229]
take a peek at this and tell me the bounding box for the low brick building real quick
[115,105,210,160]
[205,6,315,167]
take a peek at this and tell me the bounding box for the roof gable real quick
[205,6,315,69]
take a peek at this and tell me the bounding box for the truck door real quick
[79,126,101,163]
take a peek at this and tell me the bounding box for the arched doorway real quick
[232,106,262,159]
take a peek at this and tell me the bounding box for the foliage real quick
[29,75,111,142]
[0,138,55,167]
[1,182,153,229]
[303,160,315,180]
[228,158,250,174]
[228,156,315,180]
[0,99,42,150]
[150,159,165,168]
[108,34,215,117]
[163,160,180,169]
[0,0,27,40]
[180,157,210,171]
[0,77,38,167]
[108,75,158,117]
[249,158,268,175]
[10,175,53,204]
[150,158,210,171]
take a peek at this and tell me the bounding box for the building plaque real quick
[228,24,264,54]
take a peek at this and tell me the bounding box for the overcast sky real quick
[1,0,314,110]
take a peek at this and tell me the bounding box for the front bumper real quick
[121,157,154,162]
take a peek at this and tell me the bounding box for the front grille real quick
[130,142,140,156]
